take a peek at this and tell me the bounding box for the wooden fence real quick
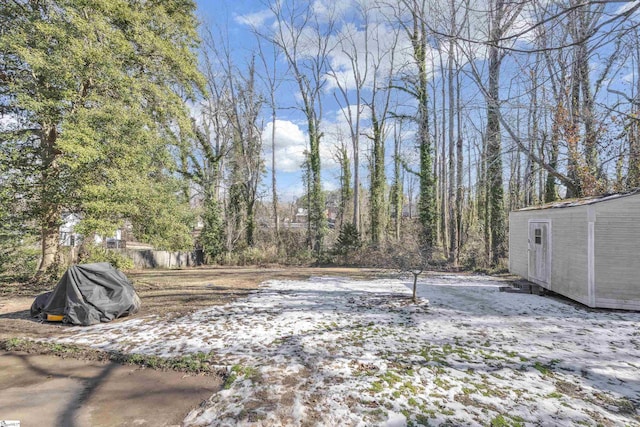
[117,249,204,269]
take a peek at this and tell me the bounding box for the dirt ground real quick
[0,351,219,427]
[0,266,384,426]
[0,266,384,340]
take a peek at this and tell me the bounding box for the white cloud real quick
[187,100,204,125]
[323,3,458,95]
[312,0,355,24]
[262,119,307,173]
[262,119,340,174]
[234,9,273,28]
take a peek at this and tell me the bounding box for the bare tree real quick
[364,15,400,245]
[391,118,405,240]
[394,0,437,252]
[333,130,353,230]
[256,36,286,239]
[269,0,336,255]
[326,4,369,234]
[386,238,430,303]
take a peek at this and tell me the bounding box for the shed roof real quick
[515,188,640,211]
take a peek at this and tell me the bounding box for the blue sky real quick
[194,0,385,202]
[191,0,640,203]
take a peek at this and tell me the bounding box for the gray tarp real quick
[30,262,141,326]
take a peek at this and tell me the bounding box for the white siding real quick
[509,193,640,309]
[510,207,589,305]
[508,212,529,279]
[593,195,640,309]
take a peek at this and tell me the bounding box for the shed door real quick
[528,221,551,286]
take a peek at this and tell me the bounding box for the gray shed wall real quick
[508,213,529,279]
[509,193,640,309]
[593,196,640,309]
[510,207,589,303]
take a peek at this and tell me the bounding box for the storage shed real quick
[509,190,640,310]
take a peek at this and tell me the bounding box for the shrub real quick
[80,245,134,270]
[460,223,491,272]
[334,223,361,255]
[0,243,40,281]
[215,228,316,267]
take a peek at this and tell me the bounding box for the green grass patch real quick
[403,410,436,427]
[223,364,260,389]
[490,414,525,427]
[416,412,436,422]
[381,370,403,386]
[3,338,91,356]
[1,338,224,375]
[400,381,420,395]
[462,386,475,395]
[533,361,552,376]
[433,377,453,390]
[370,380,385,394]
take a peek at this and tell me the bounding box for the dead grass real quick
[0,266,387,340]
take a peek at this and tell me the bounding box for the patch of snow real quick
[385,412,406,427]
[51,274,640,426]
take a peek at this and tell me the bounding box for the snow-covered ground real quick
[54,274,640,426]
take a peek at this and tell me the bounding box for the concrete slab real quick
[0,352,220,427]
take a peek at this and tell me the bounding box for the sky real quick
[195,1,317,202]
[194,0,417,203]
[191,0,640,204]
[189,1,505,204]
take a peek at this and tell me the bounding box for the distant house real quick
[295,208,308,223]
[281,208,308,230]
[58,213,126,249]
[509,190,640,310]
[60,213,82,247]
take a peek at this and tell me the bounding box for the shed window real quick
[534,228,542,244]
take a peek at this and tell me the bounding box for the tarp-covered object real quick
[30,262,141,326]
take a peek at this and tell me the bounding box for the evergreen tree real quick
[0,0,203,275]
[335,222,362,256]
[200,195,224,262]
[336,143,353,229]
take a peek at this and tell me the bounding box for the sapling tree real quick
[387,240,431,303]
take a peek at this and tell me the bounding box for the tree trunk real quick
[439,49,448,257]
[308,120,325,255]
[545,108,561,202]
[407,2,436,251]
[370,110,385,245]
[37,214,60,275]
[271,109,279,238]
[392,121,403,240]
[36,125,61,276]
[455,70,464,267]
[486,0,506,265]
[352,125,360,232]
[447,30,457,264]
[246,198,255,247]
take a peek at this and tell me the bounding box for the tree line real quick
[1,0,639,277]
